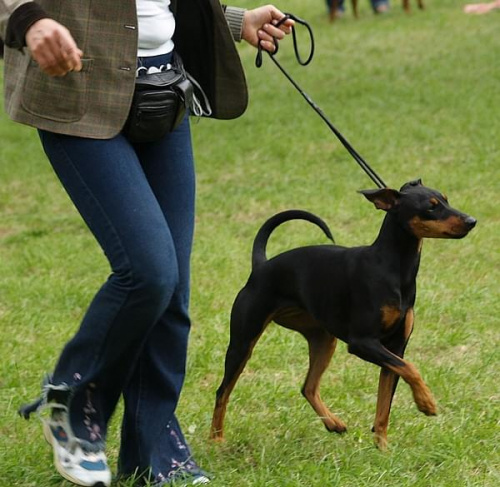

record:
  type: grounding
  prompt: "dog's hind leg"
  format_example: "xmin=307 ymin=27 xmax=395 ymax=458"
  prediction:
xmin=210 ymin=288 xmax=274 ymax=441
xmin=301 ymin=330 xmax=347 ymax=433
xmin=273 ymin=308 xmax=347 ymax=433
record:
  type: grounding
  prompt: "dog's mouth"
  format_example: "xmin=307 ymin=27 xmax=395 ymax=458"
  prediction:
xmin=444 ymin=231 xmax=470 ymax=239
xmin=410 ymin=217 xmax=476 ymax=240
xmin=444 ymin=217 xmax=477 ymax=239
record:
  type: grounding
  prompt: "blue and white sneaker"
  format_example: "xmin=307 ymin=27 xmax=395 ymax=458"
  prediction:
xmin=20 ymin=380 xmax=111 ymax=487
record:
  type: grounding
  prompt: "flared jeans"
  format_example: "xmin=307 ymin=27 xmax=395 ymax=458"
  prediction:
xmin=39 ymin=84 xmax=196 ymax=478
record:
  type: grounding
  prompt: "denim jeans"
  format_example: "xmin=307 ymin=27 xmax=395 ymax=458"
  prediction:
xmin=326 ymin=0 xmax=389 ymax=11
xmin=38 ymin=52 xmax=198 ymax=478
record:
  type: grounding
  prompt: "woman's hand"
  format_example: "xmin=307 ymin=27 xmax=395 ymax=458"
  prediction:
xmin=26 ymin=18 xmax=83 ymax=77
xmin=242 ymin=5 xmax=294 ymax=52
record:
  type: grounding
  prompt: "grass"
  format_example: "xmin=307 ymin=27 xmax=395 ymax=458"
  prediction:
xmin=0 ymin=0 xmax=499 ymax=485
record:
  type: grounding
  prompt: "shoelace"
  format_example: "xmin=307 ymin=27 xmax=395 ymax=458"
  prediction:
xmin=38 ymin=383 xmax=104 ymax=454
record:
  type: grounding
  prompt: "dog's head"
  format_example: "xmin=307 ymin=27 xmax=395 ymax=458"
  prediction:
xmin=359 ymin=179 xmax=477 ymax=239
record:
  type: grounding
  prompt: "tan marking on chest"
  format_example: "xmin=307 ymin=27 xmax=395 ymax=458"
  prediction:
xmin=404 ymin=308 xmax=414 ymax=339
xmin=381 ymin=305 xmax=402 ymax=331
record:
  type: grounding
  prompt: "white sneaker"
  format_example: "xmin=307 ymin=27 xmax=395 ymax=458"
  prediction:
xmin=40 ymin=384 xmax=112 ymax=487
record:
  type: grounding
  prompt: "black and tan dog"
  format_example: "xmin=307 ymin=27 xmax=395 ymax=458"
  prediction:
xmin=210 ymin=180 xmax=476 ymax=450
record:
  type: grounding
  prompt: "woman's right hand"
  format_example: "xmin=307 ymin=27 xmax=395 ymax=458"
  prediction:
xmin=25 ymin=18 xmax=83 ymax=77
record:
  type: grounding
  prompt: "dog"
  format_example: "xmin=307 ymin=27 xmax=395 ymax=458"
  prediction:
xmin=210 ymin=179 xmax=476 ymax=450
xmin=328 ymin=0 xmax=425 ymax=22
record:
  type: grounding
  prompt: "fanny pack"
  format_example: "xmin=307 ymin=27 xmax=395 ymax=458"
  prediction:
xmin=123 ymin=53 xmax=210 ymax=143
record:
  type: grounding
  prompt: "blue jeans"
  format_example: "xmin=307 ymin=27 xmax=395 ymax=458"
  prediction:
xmin=39 ymin=52 xmax=198 ymax=479
xmin=326 ymin=0 xmax=389 ymax=11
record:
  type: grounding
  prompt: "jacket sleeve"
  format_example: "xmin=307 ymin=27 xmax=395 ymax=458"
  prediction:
xmin=223 ymin=6 xmax=245 ymax=42
xmin=0 ymin=0 xmax=33 ymax=39
xmin=2 ymin=1 xmax=48 ymax=49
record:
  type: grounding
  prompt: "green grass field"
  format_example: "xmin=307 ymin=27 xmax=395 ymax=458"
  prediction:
xmin=1 ymin=1 xmax=499 ymax=485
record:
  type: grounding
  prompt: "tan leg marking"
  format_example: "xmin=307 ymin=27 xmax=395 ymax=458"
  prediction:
xmin=273 ymin=308 xmax=346 ymax=433
xmin=385 ymin=358 xmax=437 ymax=416
xmin=373 ymin=308 xmax=417 ymax=449
xmin=373 ymin=368 xmax=397 ymax=451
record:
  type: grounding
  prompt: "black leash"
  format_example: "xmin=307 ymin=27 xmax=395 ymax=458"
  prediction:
xmin=256 ymin=13 xmax=387 ymax=189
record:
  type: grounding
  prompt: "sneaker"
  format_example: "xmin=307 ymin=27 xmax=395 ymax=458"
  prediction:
xmin=191 ymin=475 xmax=211 ymax=485
xmin=20 ymin=379 xmax=111 ymax=487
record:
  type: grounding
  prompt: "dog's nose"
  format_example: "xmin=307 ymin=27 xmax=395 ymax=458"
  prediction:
xmin=465 ymin=216 xmax=477 ymax=229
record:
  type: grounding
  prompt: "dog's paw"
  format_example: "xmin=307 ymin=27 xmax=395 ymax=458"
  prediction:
xmin=209 ymin=429 xmax=226 ymax=442
xmin=415 ymin=389 xmax=437 ymax=416
xmin=373 ymin=432 xmax=389 ymax=451
xmin=324 ymin=416 xmax=347 ymax=434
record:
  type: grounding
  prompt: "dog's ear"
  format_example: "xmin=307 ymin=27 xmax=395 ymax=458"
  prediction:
xmin=358 ymin=188 xmax=401 ymax=211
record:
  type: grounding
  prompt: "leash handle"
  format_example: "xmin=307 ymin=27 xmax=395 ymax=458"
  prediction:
xmin=255 ymin=13 xmax=387 ymax=189
xmin=255 ymin=13 xmax=314 ymax=68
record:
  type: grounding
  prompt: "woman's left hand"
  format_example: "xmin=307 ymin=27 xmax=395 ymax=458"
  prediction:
xmin=242 ymin=5 xmax=294 ymax=52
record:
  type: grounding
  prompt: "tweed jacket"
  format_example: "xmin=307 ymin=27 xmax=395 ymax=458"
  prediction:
xmin=0 ymin=0 xmax=248 ymax=138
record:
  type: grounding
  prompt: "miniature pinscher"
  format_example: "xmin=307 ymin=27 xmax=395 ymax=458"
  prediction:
xmin=210 ymin=180 xmax=476 ymax=450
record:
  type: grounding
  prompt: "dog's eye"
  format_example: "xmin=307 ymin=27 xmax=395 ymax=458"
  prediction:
xmin=427 ymin=198 xmax=440 ymax=213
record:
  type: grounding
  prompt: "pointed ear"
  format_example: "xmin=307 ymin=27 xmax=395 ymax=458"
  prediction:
xmin=358 ymin=188 xmax=401 ymax=211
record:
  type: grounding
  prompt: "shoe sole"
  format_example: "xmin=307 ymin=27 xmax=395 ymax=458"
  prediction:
xmin=43 ymin=423 xmax=110 ymax=487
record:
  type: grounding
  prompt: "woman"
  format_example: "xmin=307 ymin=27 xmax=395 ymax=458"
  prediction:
xmin=0 ymin=1 xmax=293 ymax=485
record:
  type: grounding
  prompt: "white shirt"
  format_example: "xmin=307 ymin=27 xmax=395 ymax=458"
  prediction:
xmin=136 ymin=0 xmax=176 ymax=56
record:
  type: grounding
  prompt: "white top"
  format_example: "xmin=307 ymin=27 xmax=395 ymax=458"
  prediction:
xmin=136 ymin=0 xmax=176 ymax=56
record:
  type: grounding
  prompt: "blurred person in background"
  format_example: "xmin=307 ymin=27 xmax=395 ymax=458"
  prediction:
xmin=326 ymin=0 xmax=390 ymax=18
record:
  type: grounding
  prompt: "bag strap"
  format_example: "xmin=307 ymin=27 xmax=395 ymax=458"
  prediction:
xmin=187 ymin=73 xmax=213 ymax=117
xmin=173 ymin=52 xmax=212 ymax=117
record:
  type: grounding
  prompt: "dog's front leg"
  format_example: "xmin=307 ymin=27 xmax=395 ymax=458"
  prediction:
xmin=373 ymin=308 xmax=416 ymax=449
xmin=384 ymin=358 xmax=437 ymax=416
xmin=373 ymin=368 xmax=399 ymax=451
xmin=348 ymin=337 xmax=437 ymax=417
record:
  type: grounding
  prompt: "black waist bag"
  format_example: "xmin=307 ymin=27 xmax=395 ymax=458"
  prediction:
xmin=124 ymin=54 xmax=194 ymax=143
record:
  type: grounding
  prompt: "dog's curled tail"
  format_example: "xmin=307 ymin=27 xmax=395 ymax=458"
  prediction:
xmin=252 ymin=210 xmax=334 ymax=269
